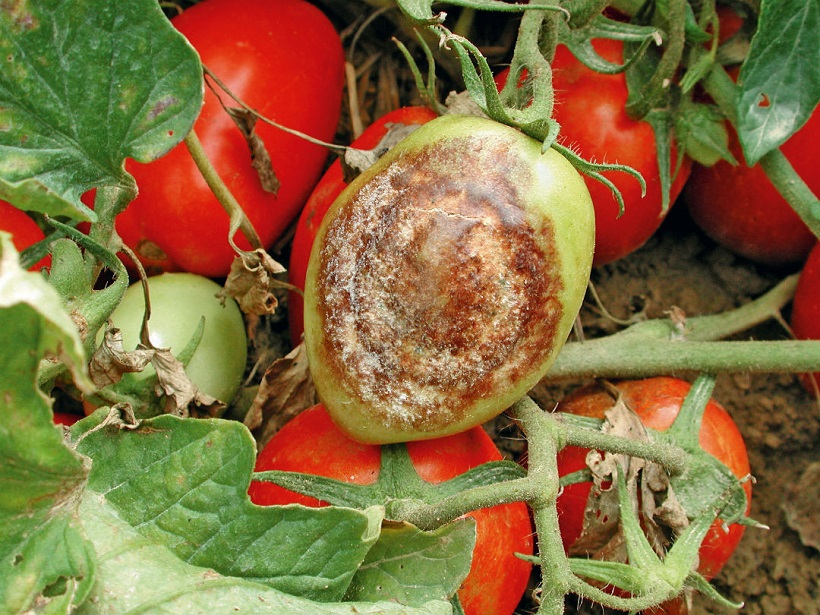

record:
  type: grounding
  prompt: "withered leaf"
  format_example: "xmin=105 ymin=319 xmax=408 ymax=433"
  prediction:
xmin=341 ymin=121 xmax=426 ymax=183
xmin=88 ymin=326 xmax=154 ymax=388
xmin=245 ymin=342 xmax=316 ymax=449
xmin=226 ymin=107 xmax=280 ymax=194
xmin=219 ymin=248 xmax=288 ymax=316
xmin=569 ymin=393 xmax=687 ymax=562
xmin=151 ymin=347 xmax=224 ymax=418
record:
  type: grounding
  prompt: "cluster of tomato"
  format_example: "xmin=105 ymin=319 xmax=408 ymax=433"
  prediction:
xmin=4 ymin=1 xmax=817 ymax=614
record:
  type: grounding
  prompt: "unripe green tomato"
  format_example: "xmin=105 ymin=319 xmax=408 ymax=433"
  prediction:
xmin=304 ymin=115 xmax=595 ymax=444
xmin=105 ymin=273 xmax=247 ymax=405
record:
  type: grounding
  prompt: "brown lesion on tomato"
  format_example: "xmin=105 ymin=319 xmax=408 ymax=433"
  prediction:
xmin=314 ymin=135 xmax=564 ymax=432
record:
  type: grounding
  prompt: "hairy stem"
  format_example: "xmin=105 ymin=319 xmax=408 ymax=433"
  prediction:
xmin=183 ymin=129 xmax=263 ymax=250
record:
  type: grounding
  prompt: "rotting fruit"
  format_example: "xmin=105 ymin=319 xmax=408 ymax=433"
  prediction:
xmin=287 ymin=105 xmax=439 ymax=345
xmin=302 ymin=114 xmax=595 ymax=444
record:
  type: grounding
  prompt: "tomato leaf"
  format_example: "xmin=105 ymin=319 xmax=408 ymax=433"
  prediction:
xmin=0 ymin=0 xmax=202 ymax=221
xmin=735 ymin=0 xmax=820 ymax=164
xmin=77 ymin=494 xmax=452 ymax=615
xmin=344 ymin=520 xmax=475 ymax=606
xmin=0 ymin=234 xmax=95 ymax=614
xmin=73 ymin=412 xmax=383 ymax=602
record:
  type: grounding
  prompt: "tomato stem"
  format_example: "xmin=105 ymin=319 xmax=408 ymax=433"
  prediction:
xmin=548 ymin=274 xmax=820 ymax=379
xmin=183 ymin=129 xmax=264 ymax=250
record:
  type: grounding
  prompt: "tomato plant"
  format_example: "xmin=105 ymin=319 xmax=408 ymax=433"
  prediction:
xmin=117 ymin=0 xmax=345 ymax=277
xmin=548 ymin=39 xmax=692 ymax=266
xmin=0 ymin=199 xmax=51 ymax=271
xmin=98 ymin=272 xmax=247 ymax=410
xmin=249 ymin=403 xmax=534 ymax=615
xmin=555 ymin=377 xmax=751 ymax=582
xmin=303 ymin=114 xmax=595 ymax=444
xmin=288 ymin=105 xmax=438 ymax=345
xmin=790 ymin=241 xmax=820 ymax=394
xmin=683 ymin=108 xmax=818 ymax=266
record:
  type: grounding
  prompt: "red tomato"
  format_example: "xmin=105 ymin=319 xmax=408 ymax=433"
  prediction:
xmin=790 ymin=241 xmax=820 ymax=395
xmin=555 ymin=377 xmax=751 ymax=583
xmin=287 ymin=106 xmax=438 ymax=344
xmin=0 ymin=199 xmax=51 ymax=270
xmin=684 ymin=107 xmax=818 ymax=266
xmin=249 ymin=404 xmax=533 ymax=615
xmin=118 ymin=0 xmax=345 ymax=277
xmin=548 ymin=39 xmax=691 ymax=266
xmin=53 ymin=412 xmax=82 ymax=426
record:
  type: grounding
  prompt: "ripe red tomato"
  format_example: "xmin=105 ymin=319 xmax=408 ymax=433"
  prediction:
xmin=53 ymin=411 xmax=82 ymax=426
xmin=118 ymin=0 xmax=345 ymax=277
xmin=555 ymin=377 xmax=751 ymax=582
xmin=287 ymin=106 xmax=438 ymax=344
xmin=683 ymin=107 xmax=818 ymax=266
xmin=0 ymin=199 xmax=51 ymax=270
xmin=790 ymin=241 xmax=820 ymax=394
xmin=249 ymin=404 xmax=534 ymax=615
xmin=548 ymin=39 xmax=692 ymax=266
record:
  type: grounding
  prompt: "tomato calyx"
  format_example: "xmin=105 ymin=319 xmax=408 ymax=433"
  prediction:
xmin=253 ymin=442 xmax=527 ymax=524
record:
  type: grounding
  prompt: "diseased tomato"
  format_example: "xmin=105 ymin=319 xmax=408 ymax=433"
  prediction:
xmin=548 ymin=39 xmax=691 ymax=266
xmin=303 ymin=114 xmax=595 ymax=444
xmin=287 ymin=106 xmax=439 ymax=345
xmin=98 ymin=273 xmax=247 ymax=410
xmin=118 ymin=0 xmax=345 ymax=277
xmin=0 ymin=199 xmax=51 ymax=271
xmin=790 ymin=241 xmax=820 ymax=395
xmin=555 ymin=378 xmax=751 ymax=584
xmin=683 ymin=106 xmax=818 ymax=266
xmin=249 ymin=403 xmax=534 ymax=615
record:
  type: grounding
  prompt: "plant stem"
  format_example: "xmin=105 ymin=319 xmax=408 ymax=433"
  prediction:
xmin=550 ymin=339 xmax=820 ymax=380
xmin=547 ymin=273 xmax=820 ymax=380
xmin=183 ymin=129 xmax=263 ymax=250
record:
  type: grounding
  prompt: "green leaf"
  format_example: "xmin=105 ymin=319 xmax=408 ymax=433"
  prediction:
xmin=0 ymin=0 xmax=203 ymax=221
xmin=74 ymin=413 xmax=383 ymax=602
xmin=344 ymin=520 xmax=475 ymax=606
xmin=736 ymin=0 xmax=820 ymax=164
xmin=75 ymin=494 xmax=452 ymax=615
xmin=675 ymin=101 xmax=737 ymax=166
xmin=0 ymin=233 xmax=95 ymax=614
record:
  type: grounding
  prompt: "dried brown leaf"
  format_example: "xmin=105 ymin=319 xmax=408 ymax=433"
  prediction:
xmin=226 ymin=107 xmax=280 ymax=194
xmin=569 ymin=393 xmax=687 ymax=561
xmin=88 ymin=326 xmax=154 ymax=388
xmin=245 ymin=342 xmax=316 ymax=449
xmin=219 ymin=249 xmax=288 ymax=316
xmin=150 ymin=347 xmax=224 ymax=418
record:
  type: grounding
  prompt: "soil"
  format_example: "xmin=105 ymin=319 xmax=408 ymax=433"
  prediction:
xmin=498 ymin=203 xmax=820 ymax=615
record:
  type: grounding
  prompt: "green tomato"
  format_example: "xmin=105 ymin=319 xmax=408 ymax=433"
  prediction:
xmin=105 ymin=273 xmax=247 ymax=407
xmin=303 ymin=114 xmax=595 ymax=444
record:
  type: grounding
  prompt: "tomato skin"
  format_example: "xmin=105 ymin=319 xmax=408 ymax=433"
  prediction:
xmin=53 ymin=412 xmax=82 ymax=426
xmin=119 ymin=0 xmax=345 ymax=277
xmin=555 ymin=377 xmax=751 ymax=582
xmin=684 ymin=108 xmax=818 ymax=266
xmin=790 ymin=241 xmax=820 ymax=394
xmin=102 ymin=273 xmax=247 ymax=407
xmin=287 ymin=106 xmax=439 ymax=345
xmin=249 ymin=404 xmax=534 ymax=615
xmin=549 ymin=39 xmax=692 ymax=266
xmin=0 ymin=199 xmax=51 ymax=270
